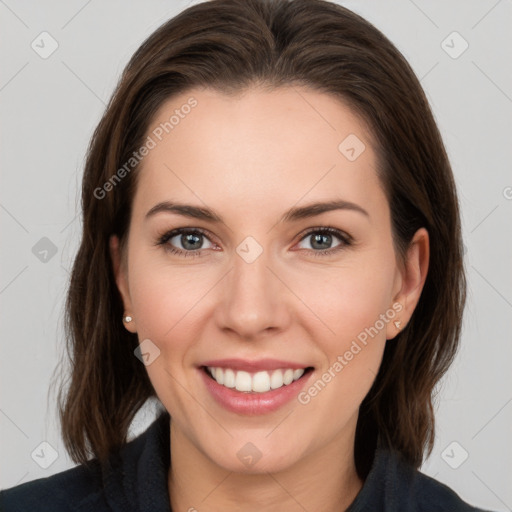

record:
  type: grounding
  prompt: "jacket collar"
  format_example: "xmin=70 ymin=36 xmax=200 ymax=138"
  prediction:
xmin=102 ymin=410 xmax=172 ymax=512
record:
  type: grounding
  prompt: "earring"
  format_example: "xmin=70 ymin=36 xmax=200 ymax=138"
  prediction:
xmin=394 ymin=320 xmax=402 ymax=330
xmin=124 ymin=315 xmax=133 ymax=323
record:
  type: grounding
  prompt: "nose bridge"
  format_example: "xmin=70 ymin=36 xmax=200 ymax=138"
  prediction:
xmin=216 ymin=238 xmax=287 ymax=337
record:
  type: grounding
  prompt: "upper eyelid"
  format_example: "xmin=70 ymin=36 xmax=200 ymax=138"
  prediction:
xmin=301 ymin=226 xmax=352 ymax=240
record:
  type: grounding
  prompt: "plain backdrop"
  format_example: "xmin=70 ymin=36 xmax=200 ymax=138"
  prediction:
xmin=1 ymin=1 xmax=511 ymax=510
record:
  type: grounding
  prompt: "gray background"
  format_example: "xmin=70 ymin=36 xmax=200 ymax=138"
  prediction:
xmin=1 ymin=1 xmax=511 ymax=510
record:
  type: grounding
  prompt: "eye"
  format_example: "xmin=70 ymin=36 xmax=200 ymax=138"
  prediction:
xmin=295 ymin=227 xmax=352 ymax=256
xmin=157 ymin=227 xmax=215 ymax=257
xmin=156 ymin=226 xmax=353 ymax=258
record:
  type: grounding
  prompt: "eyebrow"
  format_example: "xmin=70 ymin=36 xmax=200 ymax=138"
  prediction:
xmin=145 ymin=199 xmax=369 ymax=224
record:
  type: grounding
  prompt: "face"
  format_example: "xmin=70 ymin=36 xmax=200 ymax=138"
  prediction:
xmin=111 ymin=86 xmax=428 ymax=474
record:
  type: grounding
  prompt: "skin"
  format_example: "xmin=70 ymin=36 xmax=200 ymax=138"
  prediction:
xmin=110 ymin=86 xmax=429 ymax=512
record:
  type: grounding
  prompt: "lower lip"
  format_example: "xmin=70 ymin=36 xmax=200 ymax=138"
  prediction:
xmin=199 ymin=367 xmax=314 ymax=415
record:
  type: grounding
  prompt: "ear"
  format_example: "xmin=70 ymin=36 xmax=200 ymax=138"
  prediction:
xmin=386 ymin=227 xmax=429 ymax=340
xmin=109 ymin=234 xmax=137 ymax=333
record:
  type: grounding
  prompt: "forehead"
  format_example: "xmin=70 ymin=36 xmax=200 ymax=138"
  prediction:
xmin=132 ymin=86 xmax=385 ymax=222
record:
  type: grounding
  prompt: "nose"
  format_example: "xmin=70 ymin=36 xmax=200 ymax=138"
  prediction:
xmin=214 ymin=244 xmax=291 ymax=340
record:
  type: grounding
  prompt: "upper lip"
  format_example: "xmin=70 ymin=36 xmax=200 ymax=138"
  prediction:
xmin=201 ymin=358 xmax=312 ymax=372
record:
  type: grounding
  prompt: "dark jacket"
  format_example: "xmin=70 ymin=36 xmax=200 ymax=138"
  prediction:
xmin=0 ymin=411 xmax=494 ymax=511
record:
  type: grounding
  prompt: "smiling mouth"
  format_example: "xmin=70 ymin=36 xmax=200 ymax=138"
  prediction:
xmin=202 ymin=365 xmax=314 ymax=393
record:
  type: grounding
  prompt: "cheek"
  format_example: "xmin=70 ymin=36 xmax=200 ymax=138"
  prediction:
xmin=292 ymin=255 xmax=396 ymax=347
xmin=290 ymin=251 xmax=396 ymax=403
xmin=127 ymin=259 xmax=211 ymax=404
xmin=127 ymin=253 xmax=221 ymax=370
xmin=129 ymin=242 xmax=396 ymax=350
xmin=294 ymin=264 xmax=394 ymax=429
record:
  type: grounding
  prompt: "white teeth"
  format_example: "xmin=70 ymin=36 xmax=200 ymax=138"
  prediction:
xmin=235 ymin=371 xmax=252 ymax=392
xmin=214 ymin=367 xmax=224 ymax=385
xmin=283 ymin=369 xmax=294 ymax=385
xmin=252 ymin=371 xmax=271 ymax=393
xmin=223 ymin=368 xmax=235 ymax=388
xmin=293 ymin=368 xmax=305 ymax=380
xmin=206 ymin=366 xmax=306 ymax=393
xmin=270 ymin=369 xmax=284 ymax=390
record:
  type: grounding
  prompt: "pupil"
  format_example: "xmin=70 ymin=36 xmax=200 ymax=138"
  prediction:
xmin=311 ymin=233 xmax=331 ymax=250
xmin=182 ymin=233 xmax=201 ymax=250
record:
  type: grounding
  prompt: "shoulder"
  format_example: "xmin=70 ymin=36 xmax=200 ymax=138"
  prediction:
xmin=390 ymin=449 xmax=494 ymax=512
xmin=350 ymin=446 xmax=495 ymax=512
xmin=0 ymin=410 xmax=171 ymax=512
xmin=0 ymin=460 xmax=107 ymax=512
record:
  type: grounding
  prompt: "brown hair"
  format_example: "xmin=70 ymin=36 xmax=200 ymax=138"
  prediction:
xmin=58 ymin=0 xmax=466 ymax=477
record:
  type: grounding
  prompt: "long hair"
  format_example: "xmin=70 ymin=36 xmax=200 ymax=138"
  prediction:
xmin=58 ymin=0 xmax=466 ymax=478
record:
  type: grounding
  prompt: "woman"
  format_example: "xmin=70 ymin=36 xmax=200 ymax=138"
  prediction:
xmin=0 ymin=0 xmax=494 ymax=510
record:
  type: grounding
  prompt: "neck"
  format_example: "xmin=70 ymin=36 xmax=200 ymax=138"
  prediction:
xmin=168 ymin=418 xmax=364 ymax=512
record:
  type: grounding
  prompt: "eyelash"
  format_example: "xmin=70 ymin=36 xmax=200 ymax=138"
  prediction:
xmin=155 ymin=226 xmax=353 ymax=258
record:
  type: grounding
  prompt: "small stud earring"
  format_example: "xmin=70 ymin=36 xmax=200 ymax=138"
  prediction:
xmin=394 ymin=320 xmax=402 ymax=331
xmin=124 ymin=315 xmax=133 ymax=323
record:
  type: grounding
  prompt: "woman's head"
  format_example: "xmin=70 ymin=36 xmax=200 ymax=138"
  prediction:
xmin=59 ymin=0 xmax=465 ymax=479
